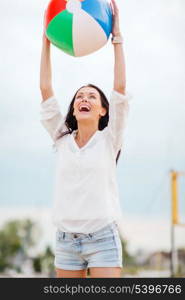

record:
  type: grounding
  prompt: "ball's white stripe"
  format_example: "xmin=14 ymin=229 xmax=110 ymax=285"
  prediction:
xmin=66 ymin=0 xmax=81 ymax=14
xmin=73 ymin=9 xmax=107 ymax=57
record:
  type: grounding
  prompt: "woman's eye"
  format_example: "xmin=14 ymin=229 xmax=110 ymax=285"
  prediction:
xmin=76 ymin=95 xmax=95 ymax=99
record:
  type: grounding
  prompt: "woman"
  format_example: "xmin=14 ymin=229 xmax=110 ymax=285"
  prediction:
xmin=40 ymin=0 xmax=131 ymax=278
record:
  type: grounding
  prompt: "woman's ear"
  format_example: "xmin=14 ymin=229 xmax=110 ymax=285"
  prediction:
xmin=100 ymin=107 xmax=107 ymax=117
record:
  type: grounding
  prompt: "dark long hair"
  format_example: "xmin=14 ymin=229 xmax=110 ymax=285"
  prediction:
xmin=57 ymin=84 xmax=121 ymax=164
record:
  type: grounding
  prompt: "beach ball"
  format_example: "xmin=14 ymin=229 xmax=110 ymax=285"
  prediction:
xmin=45 ymin=0 xmax=112 ymax=57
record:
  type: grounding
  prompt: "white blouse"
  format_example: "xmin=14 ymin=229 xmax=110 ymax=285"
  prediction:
xmin=40 ymin=90 xmax=131 ymax=233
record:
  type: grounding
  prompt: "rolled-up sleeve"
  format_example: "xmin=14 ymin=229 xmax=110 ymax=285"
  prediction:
xmin=40 ymin=96 xmax=68 ymax=141
xmin=107 ymin=90 xmax=132 ymax=155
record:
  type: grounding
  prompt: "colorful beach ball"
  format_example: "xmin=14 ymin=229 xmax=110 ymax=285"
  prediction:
xmin=45 ymin=0 xmax=112 ymax=57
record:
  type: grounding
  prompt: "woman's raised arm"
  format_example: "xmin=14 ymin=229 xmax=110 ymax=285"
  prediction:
xmin=40 ymin=28 xmax=54 ymax=101
xmin=111 ymin=0 xmax=126 ymax=95
xmin=39 ymin=17 xmax=67 ymax=141
xmin=106 ymin=1 xmax=131 ymax=157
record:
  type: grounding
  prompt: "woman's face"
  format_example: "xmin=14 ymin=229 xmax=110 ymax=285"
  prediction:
xmin=73 ymin=87 xmax=106 ymax=123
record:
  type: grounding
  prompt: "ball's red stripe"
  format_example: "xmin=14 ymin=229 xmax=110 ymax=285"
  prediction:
xmin=45 ymin=0 xmax=67 ymax=28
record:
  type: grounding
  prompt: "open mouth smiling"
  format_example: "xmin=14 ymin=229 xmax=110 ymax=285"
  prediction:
xmin=78 ymin=104 xmax=91 ymax=112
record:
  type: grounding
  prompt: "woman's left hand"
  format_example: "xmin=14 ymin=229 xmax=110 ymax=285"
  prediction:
xmin=110 ymin=0 xmax=121 ymax=36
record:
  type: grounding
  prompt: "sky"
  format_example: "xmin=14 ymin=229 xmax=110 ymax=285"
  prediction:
xmin=0 ymin=0 xmax=185 ymax=253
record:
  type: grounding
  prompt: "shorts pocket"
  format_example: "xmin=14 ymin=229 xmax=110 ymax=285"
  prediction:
xmin=93 ymin=230 xmax=114 ymax=243
xmin=95 ymin=236 xmax=114 ymax=243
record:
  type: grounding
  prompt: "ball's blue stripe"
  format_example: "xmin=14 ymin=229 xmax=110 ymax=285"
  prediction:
xmin=81 ymin=0 xmax=112 ymax=39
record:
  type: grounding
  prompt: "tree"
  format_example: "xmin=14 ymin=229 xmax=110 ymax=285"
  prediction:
xmin=0 ymin=219 xmax=40 ymax=273
xmin=40 ymin=246 xmax=55 ymax=276
xmin=121 ymin=238 xmax=136 ymax=266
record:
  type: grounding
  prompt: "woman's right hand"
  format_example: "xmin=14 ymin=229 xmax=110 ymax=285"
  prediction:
xmin=111 ymin=0 xmax=122 ymax=37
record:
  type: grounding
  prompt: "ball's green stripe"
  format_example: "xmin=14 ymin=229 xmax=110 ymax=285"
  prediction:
xmin=46 ymin=10 xmax=74 ymax=56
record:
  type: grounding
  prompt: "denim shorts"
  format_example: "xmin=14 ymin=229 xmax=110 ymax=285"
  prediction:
xmin=54 ymin=221 xmax=123 ymax=270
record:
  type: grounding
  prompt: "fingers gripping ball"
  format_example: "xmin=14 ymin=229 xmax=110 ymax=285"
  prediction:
xmin=45 ymin=0 xmax=113 ymax=57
